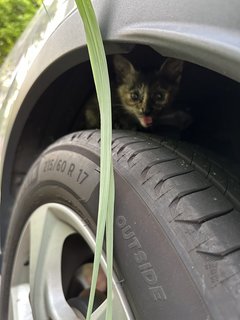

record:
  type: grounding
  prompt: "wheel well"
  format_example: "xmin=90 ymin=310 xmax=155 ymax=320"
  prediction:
xmin=10 ymin=44 xmax=240 ymax=197
xmin=11 ymin=60 xmax=95 ymax=194
xmin=12 ymin=43 xmax=240 ymax=189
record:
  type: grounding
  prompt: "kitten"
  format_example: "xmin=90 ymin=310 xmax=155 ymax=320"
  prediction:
xmin=81 ymin=55 xmax=185 ymax=130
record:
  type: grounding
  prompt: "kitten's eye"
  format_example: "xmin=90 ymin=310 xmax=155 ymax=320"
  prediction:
xmin=130 ymin=92 xmax=140 ymax=101
xmin=155 ymin=92 xmax=164 ymax=101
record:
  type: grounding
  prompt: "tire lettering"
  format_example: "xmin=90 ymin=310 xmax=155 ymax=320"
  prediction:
xmin=150 ymin=286 xmax=167 ymax=301
xmin=139 ymin=262 xmax=152 ymax=272
xmin=68 ymin=163 xmax=75 ymax=177
xmin=43 ymin=159 xmax=55 ymax=172
xmin=141 ymin=269 xmax=158 ymax=286
xmin=56 ymin=159 xmax=67 ymax=173
xmin=40 ymin=151 xmax=98 ymax=202
xmin=122 ymin=225 xmax=135 ymax=240
xmin=134 ymin=250 xmax=147 ymax=263
xmin=128 ymin=237 xmax=141 ymax=250
xmin=42 ymin=159 xmax=89 ymax=185
xmin=116 ymin=216 xmax=127 ymax=228
xmin=117 ymin=215 xmax=167 ymax=302
xmin=77 ymin=169 xmax=89 ymax=184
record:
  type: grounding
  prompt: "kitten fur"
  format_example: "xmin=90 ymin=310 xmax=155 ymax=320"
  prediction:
xmin=81 ymin=55 xmax=184 ymax=130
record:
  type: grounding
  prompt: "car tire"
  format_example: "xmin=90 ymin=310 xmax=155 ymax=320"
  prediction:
xmin=1 ymin=129 xmax=240 ymax=320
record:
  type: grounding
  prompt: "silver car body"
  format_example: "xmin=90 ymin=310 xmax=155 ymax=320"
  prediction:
xmin=0 ymin=0 xmax=240 ymax=256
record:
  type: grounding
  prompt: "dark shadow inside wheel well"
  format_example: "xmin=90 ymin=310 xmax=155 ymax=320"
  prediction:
xmin=12 ymin=45 xmax=240 ymax=190
xmin=1 ymin=43 xmax=240 ymax=257
xmin=11 ymin=60 xmax=95 ymax=194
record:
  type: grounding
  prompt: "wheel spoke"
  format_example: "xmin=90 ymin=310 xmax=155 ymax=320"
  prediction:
xmin=91 ymin=285 xmax=131 ymax=320
xmin=91 ymin=300 xmax=107 ymax=320
xmin=10 ymin=284 xmax=32 ymax=320
xmin=29 ymin=205 xmax=78 ymax=319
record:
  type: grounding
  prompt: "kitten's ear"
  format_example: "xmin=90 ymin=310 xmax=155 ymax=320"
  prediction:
xmin=113 ymin=55 xmax=137 ymax=83
xmin=159 ymin=58 xmax=184 ymax=83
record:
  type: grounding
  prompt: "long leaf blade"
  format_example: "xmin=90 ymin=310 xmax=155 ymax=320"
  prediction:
xmin=74 ymin=1 xmax=115 ymax=319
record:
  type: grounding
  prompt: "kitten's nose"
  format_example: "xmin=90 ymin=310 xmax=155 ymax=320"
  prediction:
xmin=144 ymin=109 xmax=151 ymax=116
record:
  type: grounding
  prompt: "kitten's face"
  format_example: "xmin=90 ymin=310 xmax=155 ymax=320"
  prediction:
xmin=113 ymin=55 xmax=183 ymax=128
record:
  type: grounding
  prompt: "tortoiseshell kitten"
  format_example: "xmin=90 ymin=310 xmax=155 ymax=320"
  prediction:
xmin=81 ymin=55 xmax=186 ymax=130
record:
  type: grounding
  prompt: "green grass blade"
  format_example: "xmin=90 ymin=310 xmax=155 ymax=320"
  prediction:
xmin=74 ymin=0 xmax=115 ymax=319
xmin=106 ymin=168 xmax=115 ymax=318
